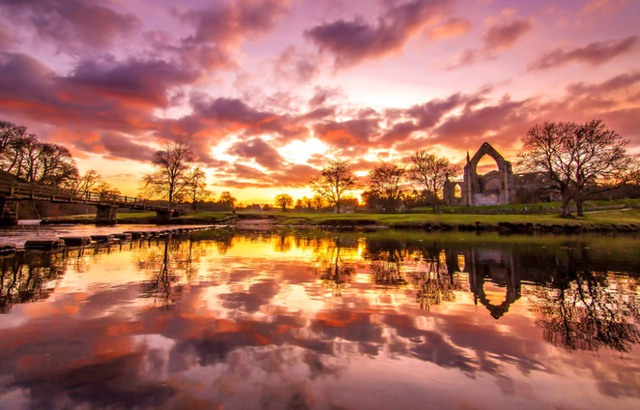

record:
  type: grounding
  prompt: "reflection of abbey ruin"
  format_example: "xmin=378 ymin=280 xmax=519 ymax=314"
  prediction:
xmin=444 ymin=142 xmax=549 ymax=206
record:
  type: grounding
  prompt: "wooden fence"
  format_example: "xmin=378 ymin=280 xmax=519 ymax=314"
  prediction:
xmin=0 ymin=179 xmax=185 ymax=212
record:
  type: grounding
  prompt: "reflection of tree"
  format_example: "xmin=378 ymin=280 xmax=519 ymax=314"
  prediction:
xmin=274 ymin=233 xmax=293 ymax=253
xmin=314 ymin=237 xmax=355 ymax=296
xmin=0 ymin=251 xmax=64 ymax=313
xmin=414 ymin=250 xmax=464 ymax=311
xmin=138 ymin=237 xmax=203 ymax=309
xmin=531 ymin=271 xmax=640 ymax=353
xmin=369 ymin=245 xmax=408 ymax=288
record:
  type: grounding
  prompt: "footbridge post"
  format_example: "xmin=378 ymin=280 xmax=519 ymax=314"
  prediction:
xmin=96 ymin=205 xmax=118 ymax=225
xmin=0 ymin=198 xmax=19 ymax=226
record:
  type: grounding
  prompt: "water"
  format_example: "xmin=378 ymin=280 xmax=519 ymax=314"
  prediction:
xmin=1 ymin=230 xmax=639 ymax=409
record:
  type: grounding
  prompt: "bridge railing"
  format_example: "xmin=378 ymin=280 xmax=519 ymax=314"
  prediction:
xmin=0 ymin=179 xmax=187 ymax=211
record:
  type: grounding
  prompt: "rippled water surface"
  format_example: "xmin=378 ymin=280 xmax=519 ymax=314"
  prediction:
xmin=1 ymin=230 xmax=639 ymax=409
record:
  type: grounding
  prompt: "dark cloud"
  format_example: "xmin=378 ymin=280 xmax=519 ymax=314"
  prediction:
xmin=69 ymin=57 xmax=197 ymax=107
xmin=229 ymin=137 xmax=285 ymax=170
xmin=483 ymin=17 xmax=533 ymax=53
xmin=529 ymin=36 xmax=638 ymax=71
xmin=100 ymin=132 xmax=156 ymax=162
xmin=190 ymin=97 xmax=305 ymax=139
xmin=0 ymin=0 xmax=140 ymax=51
xmin=305 ymin=0 xmax=450 ymax=66
xmin=385 ymin=94 xmax=464 ymax=138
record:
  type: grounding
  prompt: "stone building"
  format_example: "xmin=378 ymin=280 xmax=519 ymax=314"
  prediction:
xmin=443 ymin=142 xmax=550 ymax=206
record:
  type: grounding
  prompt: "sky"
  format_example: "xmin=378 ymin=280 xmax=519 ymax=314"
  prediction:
xmin=0 ymin=0 xmax=639 ymax=204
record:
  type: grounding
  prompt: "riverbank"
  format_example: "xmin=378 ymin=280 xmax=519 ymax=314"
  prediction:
xmin=41 ymin=208 xmax=640 ymax=233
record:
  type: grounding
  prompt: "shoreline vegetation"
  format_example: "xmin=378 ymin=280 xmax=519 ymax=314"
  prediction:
xmin=41 ymin=199 xmax=640 ymax=234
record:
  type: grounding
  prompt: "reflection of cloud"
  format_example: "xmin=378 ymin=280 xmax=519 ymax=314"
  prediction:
xmin=2 ymin=233 xmax=640 ymax=409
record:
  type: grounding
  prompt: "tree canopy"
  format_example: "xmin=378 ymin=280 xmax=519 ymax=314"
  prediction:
xmin=142 ymin=141 xmax=193 ymax=207
xmin=311 ymin=159 xmax=358 ymax=214
xmin=521 ymin=119 xmax=632 ymax=216
xmin=274 ymin=193 xmax=294 ymax=211
xmin=408 ymin=150 xmax=460 ymax=212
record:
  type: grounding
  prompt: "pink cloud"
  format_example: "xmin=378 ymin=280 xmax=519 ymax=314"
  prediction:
xmin=529 ymin=36 xmax=638 ymax=71
xmin=483 ymin=17 xmax=534 ymax=53
xmin=427 ymin=18 xmax=471 ymax=40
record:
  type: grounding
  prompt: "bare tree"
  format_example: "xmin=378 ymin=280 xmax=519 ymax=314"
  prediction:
xmin=186 ymin=167 xmax=210 ymax=210
xmin=368 ymin=162 xmax=406 ymax=212
xmin=0 ymin=120 xmax=26 ymax=157
xmin=409 ymin=150 xmax=460 ymax=212
xmin=311 ymin=159 xmax=358 ymax=214
xmin=274 ymin=193 xmax=293 ymax=211
xmin=142 ymin=142 xmax=193 ymax=208
xmin=521 ymin=119 xmax=632 ymax=217
xmin=74 ymin=169 xmax=101 ymax=197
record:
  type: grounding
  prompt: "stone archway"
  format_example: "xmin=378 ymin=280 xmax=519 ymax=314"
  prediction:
xmin=462 ymin=142 xmax=515 ymax=206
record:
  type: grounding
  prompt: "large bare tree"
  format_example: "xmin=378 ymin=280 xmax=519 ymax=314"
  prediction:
xmin=311 ymin=159 xmax=358 ymax=214
xmin=142 ymin=142 xmax=193 ymax=207
xmin=408 ymin=150 xmax=460 ymax=212
xmin=521 ymin=119 xmax=631 ymax=216
xmin=367 ymin=162 xmax=406 ymax=212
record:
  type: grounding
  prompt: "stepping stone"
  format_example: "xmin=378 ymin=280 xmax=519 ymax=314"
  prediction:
xmin=112 ymin=233 xmax=133 ymax=241
xmin=25 ymin=239 xmax=65 ymax=250
xmin=0 ymin=244 xmax=16 ymax=255
xmin=123 ymin=231 xmax=144 ymax=239
xmin=90 ymin=235 xmax=113 ymax=243
xmin=60 ymin=236 xmax=92 ymax=246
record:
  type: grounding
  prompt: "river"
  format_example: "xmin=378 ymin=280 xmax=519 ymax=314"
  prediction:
xmin=1 ymin=230 xmax=638 ymax=409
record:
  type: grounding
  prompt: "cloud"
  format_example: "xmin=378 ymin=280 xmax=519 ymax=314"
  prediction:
xmin=566 ymin=71 xmax=640 ymax=96
xmin=445 ymin=13 xmax=533 ymax=70
xmin=69 ymin=57 xmax=197 ymax=107
xmin=529 ymin=36 xmax=638 ymax=71
xmin=0 ymin=0 xmax=140 ymax=51
xmin=483 ymin=17 xmax=534 ymax=53
xmin=380 ymin=93 xmax=466 ymax=143
xmin=314 ymin=118 xmax=380 ymax=149
xmin=427 ymin=18 xmax=471 ymax=40
xmin=228 ymin=137 xmax=285 ymax=170
xmin=273 ymin=46 xmax=319 ymax=83
xmin=188 ymin=97 xmax=305 ymax=139
xmin=581 ymin=0 xmax=628 ymax=15
xmin=0 ymin=21 xmax=13 ymax=48
xmin=434 ymin=98 xmax=530 ymax=145
xmin=305 ymin=0 xmax=450 ymax=66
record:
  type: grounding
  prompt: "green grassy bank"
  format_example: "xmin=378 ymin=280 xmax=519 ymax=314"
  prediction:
xmin=43 ymin=202 xmax=640 ymax=233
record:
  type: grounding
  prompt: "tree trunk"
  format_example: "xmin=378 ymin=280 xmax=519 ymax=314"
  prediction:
xmin=561 ymin=191 xmax=572 ymax=217
xmin=575 ymin=197 xmax=584 ymax=217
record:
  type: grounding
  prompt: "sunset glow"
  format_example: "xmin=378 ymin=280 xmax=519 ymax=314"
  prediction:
xmin=0 ymin=0 xmax=638 ymax=203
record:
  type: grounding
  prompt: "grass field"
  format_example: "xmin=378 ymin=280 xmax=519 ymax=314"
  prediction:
xmin=45 ymin=199 xmax=640 ymax=231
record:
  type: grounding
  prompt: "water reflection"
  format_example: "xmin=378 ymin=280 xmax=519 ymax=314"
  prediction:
xmin=0 ymin=251 xmax=64 ymax=313
xmin=0 ymin=231 xmax=639 ymax=409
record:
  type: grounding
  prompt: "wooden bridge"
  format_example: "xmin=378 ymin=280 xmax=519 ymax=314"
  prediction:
xmin=0 ymin=176 xmax=185 ymax=225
